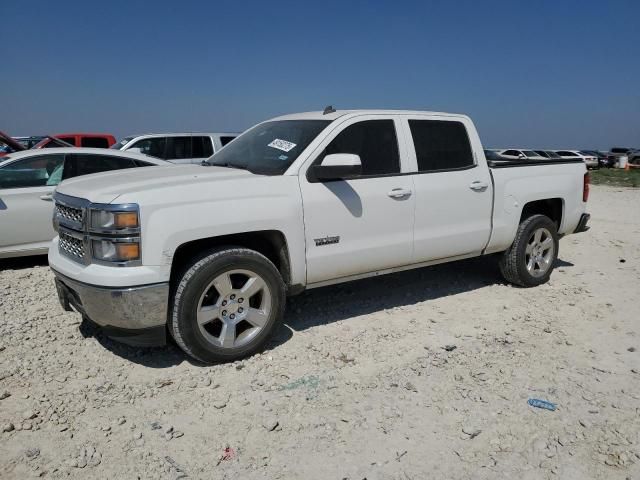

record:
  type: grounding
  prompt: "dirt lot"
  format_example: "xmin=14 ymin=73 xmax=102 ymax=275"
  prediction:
xmin=1 ymin=185 xmax=638 ymax=479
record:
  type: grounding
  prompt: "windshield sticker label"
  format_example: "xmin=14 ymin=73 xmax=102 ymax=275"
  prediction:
xmin=278 ymin=154 xmax=288 ymax=161
xmin=268 ymin=139 xmax=297 ymax=152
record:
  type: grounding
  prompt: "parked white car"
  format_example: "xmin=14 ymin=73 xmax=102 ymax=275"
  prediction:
xmin=112 ymin=133 xmax=238 ymax=164
xmin=50 ymin=109 xmax=590 ymax=363
xmin=0 ymin=148 xmax=171 ymax=258
xmin=495 ymin=149 xmax=547 ymax=160
xmin=555 ymin=150 xmax=599 ymax=169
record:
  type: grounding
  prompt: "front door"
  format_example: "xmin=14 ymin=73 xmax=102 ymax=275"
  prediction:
xmin=0 ymin=154 xmax=64 ymax=255
xmin=300 ymin=117 xmax=415 ymax=284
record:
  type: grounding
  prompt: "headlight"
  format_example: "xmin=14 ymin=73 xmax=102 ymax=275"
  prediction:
xmin=92 ymin=239 xmax=140 ymax=263
xmin=90 ymin=209 xmax=139 ymax=232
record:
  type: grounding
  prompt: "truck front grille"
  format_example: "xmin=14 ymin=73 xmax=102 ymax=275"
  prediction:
xmin=56 ymin=204 xmax=83 ymax=224
xmin=59 ymin=231 xmax=85 ymax=262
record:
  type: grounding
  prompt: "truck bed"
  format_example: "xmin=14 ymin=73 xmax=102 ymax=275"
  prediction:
xmin=485 ymin=159 xmax=587 ymax=255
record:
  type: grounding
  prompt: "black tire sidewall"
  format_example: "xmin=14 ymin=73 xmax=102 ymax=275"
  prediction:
xmin=174 ymin=250 xmax=285 ymax=363
xmin=515 ymin=216 xmax=559 ymax=287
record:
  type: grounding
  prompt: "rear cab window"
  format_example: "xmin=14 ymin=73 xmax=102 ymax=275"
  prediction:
xmin=408 ymin=120 xmax=474 ymax=172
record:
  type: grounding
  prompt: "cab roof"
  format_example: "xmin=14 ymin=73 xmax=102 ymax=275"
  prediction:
xmin=270 ymin=109 xmax=469 ymax=122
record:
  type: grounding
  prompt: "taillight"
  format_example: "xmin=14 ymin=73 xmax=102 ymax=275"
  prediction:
xmin=583 ymin=172 xmax=590 ymax=202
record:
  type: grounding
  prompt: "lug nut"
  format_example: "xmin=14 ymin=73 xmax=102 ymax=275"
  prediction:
xmin=222 ymin=300 xmax=227 ymax=306
xmin=222 ymin=310 xmax=227 ymax=316
xmin=230 ymin=314 xmax=236 ymax=320
xmin=238 ymin=307 xmax=243 ymax=313
xmin=230 ymin=294 xmax=236 ymax=300
xmin=238 ymin=298 xmax=244 ymax=303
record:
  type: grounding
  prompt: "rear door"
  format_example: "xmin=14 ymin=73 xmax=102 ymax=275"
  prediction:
xmin=299 ymin=116 xmax=415 ymax=284
xmin=401 ymin=116 xmax=493 ymax=262
xmin=0 ymin=154 xmax=64 ymax=254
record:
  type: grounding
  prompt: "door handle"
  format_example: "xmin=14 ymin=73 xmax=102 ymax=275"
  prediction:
xmin=387 ymin=188 xmax=412 ymax=199
xmin=469 ymin=181 xmax=489 ymax=192
xmin=40 ymin=193 xmax=53 ymax=201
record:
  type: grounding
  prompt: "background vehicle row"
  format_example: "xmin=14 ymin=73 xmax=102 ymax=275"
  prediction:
xmin=0 ymin=148 xmax=171 ymax=258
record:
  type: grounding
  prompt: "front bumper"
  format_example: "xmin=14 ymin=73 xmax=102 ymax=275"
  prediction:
xmin=574 ymin=213 xmax=590 ymax=233
xmin=52 ymin=269 xmax=169 ymax=347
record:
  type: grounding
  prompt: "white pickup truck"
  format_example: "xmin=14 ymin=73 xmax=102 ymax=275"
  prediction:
xmin=49 ymin=109 xmax=591 ymax=363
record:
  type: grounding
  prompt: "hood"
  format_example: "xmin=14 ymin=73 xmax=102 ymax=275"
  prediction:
xmin=56 ymin=165 xmax=256 ymax=204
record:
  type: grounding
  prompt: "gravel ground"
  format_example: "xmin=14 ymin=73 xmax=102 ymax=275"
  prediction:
xmin=1 ymin=185 xmax=639 ymax=479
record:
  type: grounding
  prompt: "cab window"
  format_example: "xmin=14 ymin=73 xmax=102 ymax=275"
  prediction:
xmin=319 ymin=120 xmax=400 ymax=176
xmin=409 ymin=120 xmax=474 ymax=172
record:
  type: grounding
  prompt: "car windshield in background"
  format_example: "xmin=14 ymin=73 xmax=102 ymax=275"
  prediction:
xmin=208 ymin=120 xmax=332 ymax=175
xmin=484 ymin=150 xmax=504 ymax=160
xmin=611 ymin=148 xmax=630 ymax=153
xmin=523 ymin=151 xmax=539 ymax=158
xmin=538 ymin=150 xmax=562 ymax=158
xmin=110 ymin=136 xmax=135 ymax=149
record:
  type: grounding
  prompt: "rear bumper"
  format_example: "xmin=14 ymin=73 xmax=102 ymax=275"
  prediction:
xmin=52 ymin=269 xmax=168 ymax=347
xmin=574 ymin=213 xmax=590 ymax=233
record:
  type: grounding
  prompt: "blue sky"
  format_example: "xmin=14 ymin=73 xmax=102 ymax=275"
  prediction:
xmin=1 ymin=0 xmax=638 ymax=149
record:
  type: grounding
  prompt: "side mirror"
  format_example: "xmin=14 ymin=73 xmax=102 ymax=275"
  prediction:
xmin=311 ymin=154 xmax=362 ymax=181
xmin=518 ymin=153 xmax=526 ymax=160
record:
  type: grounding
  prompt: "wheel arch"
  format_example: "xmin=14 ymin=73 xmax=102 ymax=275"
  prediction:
xmin=169 ymin=230 xmax=293 ymax=291
xmin=519 ymin=198 xmax=563 ymax=230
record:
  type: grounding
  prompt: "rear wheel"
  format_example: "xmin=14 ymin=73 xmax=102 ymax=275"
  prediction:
xmin=499 ymin=214 xmax=559 ymax=287
xmin=170 ymin=247 xmax=286 ymax=363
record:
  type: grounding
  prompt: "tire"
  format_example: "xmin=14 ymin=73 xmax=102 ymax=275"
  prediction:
xmin=170 ymin=247 xmax=286 ymax=363
xmin=499 ymin=214 xmax=559 ymax=287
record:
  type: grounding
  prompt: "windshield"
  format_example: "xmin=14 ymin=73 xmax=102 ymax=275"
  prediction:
xmin=208 ymin=120 xmax=332 ymax=175
xmin=110 ymin=136 xmax=135 ymax=150
xmin=611 ymin=148 xmax=629 ymax=154
xmin=523 ymin=150 xmax=540 ymax=158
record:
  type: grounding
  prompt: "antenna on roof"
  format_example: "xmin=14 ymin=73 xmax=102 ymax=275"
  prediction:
xmin=323 ymin=105 xmax=336 ymax=115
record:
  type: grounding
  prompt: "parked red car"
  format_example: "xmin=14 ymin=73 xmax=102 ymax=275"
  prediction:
xmin=34 ymin=133 xmax=116 ymax=149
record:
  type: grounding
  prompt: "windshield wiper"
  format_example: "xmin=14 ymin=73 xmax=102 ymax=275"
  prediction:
xmin=203 ymin=161 xmax=251 ymax=172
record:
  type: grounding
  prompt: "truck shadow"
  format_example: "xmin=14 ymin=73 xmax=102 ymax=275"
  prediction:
xmin=271 ymin=255 xmax=574 ymax=348
xmin=276 ymin=256 xmax=503 ymax=341
xmin=82 ymin=255 xmax=573 ymax=367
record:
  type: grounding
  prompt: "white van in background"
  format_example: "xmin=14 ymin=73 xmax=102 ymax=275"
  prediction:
xmin=112 ymin=133 xmax=238 ymax=164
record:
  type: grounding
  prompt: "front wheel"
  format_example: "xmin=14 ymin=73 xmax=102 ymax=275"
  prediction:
xmin=170 ymin=247 xmax=286 ymax=363
xmin=499 ymin=214 xmax=559 ymax=287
